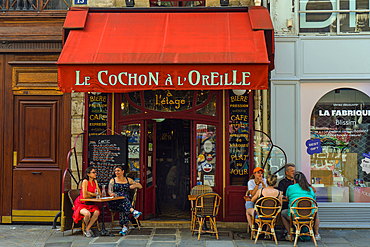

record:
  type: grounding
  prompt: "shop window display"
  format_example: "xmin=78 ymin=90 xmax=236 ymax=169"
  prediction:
xmin=310 ymin=88 xmax=370 ymax=203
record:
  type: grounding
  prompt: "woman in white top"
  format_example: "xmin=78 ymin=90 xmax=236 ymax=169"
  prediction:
xmin=245 ymin=167 xmax=267 ymax=212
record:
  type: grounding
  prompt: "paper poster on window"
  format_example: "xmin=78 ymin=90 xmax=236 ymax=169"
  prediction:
xmin=204 ymin=175 xmax=215 ymax=187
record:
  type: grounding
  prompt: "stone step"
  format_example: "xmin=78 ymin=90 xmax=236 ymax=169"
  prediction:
xmin=139 ymin=220 xmax=248 ymax=229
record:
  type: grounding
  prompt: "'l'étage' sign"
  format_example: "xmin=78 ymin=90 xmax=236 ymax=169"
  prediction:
xmin=58 ymin=64 xmax=268 ymax=93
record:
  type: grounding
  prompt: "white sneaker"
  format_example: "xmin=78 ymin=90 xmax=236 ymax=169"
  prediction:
xmin=315 ymin=234 xmax=321 ymax=241
xmin=85 ymin=230 xmax=92 ymax=237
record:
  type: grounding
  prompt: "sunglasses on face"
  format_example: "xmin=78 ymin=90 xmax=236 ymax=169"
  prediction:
xmin=90 ymin=171 xmax=96 ymax=174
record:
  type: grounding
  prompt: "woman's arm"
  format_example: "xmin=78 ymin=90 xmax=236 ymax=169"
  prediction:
xmin=278 ymin=191 xmax=283 ymax=205
xmin=249 ymin=179 xmax=261 ymax=196
xmin=128 ymin=177 xmax=143 ymax=189
xmin=251 ymin=188 xmax=261 ymax=203
xmin=108 ymin=178 xmax=115 ymax=196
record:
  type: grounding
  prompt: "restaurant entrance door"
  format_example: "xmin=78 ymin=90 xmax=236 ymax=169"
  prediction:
xmin=143 ymin=119 xmax=191 ymax=219
xmin=155 ymin=119 xmax=191 ymax=219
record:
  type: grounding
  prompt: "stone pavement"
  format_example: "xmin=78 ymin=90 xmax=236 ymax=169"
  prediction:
xmin=1 ymin=224 xmax=370 ymax=247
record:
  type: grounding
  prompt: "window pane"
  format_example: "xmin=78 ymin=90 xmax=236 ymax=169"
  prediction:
xmin=196 ymin=93 xmax=216 ymax=116
xmin=143 ymin=90 xmax=193 ymax=112
xmin=310 ymin=88 xmax=370 ymax=203
xmin=122 ymin=124 xmax=141 ymax=181
xmin=196 ymin=124 xmax=216 ymax=187
xmin=121 ymin=94 xmax=141 ymax=116
xmin=229 ymin=90 xmax=250 ymax=185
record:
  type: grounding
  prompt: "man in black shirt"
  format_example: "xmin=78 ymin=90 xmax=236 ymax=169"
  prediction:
xmin=278 ymin=163 xmax=295 ymax=209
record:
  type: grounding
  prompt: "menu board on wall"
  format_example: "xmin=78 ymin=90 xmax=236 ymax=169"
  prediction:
xmin=229 ymin=91 xmax=250 ymax=185
xmin=88 ymin=93 xmax=108 ymax=136
xmin=88 ymin=135 xmax=128 ymax=186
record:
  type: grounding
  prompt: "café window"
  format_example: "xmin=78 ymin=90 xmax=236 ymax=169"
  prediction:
xmin=310 ymin=88 xmax=370 ymax=203
xmin=299 ymin=0 xmax=370 ymax=34
xmin=120 ymin=90 xmax=217 ymax=116
xmin=229 ymin=90 xmax=250 ymax=185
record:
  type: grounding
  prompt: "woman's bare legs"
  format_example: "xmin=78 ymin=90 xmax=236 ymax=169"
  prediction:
xmin=281 ymin=213 xmax=291 ymax=235
xmin=80 ymin=209 xmax=100 ymax=231
xmin=246 ymin=208 xmax=254 ymax=231
xmin=314 ymin=215 xmax=320 ymax=236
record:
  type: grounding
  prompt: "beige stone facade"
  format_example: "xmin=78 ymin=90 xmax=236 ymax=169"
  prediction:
xmin=71 ymin=92 xmax=85 ymax=189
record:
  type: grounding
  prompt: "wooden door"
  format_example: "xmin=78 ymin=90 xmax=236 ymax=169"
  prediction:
xmin=12 ymin=96 xmax=66 ymax=222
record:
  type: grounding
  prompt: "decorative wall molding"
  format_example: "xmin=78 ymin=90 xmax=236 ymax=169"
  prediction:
xmin=12 ymin=66 xmax=62 ymax=95
xmin=0 ymin=40 xmax=62 ymax=52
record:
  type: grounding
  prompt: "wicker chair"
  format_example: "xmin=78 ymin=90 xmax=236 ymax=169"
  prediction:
xmin=288 ymin=197 xmax=318 ymax=247
xmin=191 ymin=192 xmax=221 ymax=240
xmin=110 ymin=188 xmax=140 ymax=231
xmin=67 ymin=189 xmax=100 ymax=236
xmin=189 ymin=185 xmax=213 ymax=231
xmin=251 ymin=196 xmax=282 ymax=245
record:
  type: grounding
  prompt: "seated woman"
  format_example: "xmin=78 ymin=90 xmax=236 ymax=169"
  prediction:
xmin=72 ymin=166 xmax=101 ymax=237
xmin=245 ymin=167 xmax=267 ymax=215
xmin=246 ymin=174 xmax=282 ymax=237
xmin=281 ymin=171 xmax=320 ymax=241
xmin=107 ymin=165 xmax=143 ymax=236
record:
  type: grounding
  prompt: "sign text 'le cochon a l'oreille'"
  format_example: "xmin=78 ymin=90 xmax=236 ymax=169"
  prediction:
xmin=75 ymin=69 xmax=253 ymax=88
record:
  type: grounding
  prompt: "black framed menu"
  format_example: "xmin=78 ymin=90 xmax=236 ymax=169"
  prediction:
xmin=88 ymin=135 xmax=128 ymax=186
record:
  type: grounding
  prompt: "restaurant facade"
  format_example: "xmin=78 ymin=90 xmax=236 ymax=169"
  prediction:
xmin=57 ymin=6 xmax=275 ymax=222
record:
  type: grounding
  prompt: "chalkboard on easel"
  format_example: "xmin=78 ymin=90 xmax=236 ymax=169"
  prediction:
xmin=88 ymin=135 xmax=128 ymax=186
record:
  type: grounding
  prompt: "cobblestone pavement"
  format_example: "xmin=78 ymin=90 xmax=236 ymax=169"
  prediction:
xmin=1 ymin=224 xmax=370 ymax=247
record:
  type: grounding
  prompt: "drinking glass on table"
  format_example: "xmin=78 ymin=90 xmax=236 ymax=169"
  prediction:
xmin=95 ymin=189 xmax=101 ymax=199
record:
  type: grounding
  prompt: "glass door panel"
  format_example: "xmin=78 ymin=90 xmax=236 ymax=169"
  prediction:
xmin=121 ymin=124 xmax=141 ymax=181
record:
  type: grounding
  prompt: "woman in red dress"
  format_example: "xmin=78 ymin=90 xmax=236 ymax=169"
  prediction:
xmin=72 ymin=166 xmax=101 ymax=237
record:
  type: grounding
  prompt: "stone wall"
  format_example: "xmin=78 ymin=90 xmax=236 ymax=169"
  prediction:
xmin=70 ymin=92 xmax=85 ymax=189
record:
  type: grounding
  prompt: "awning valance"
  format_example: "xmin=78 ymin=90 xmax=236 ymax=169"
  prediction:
xmin=57 ymin=7 xmax=274 ymax=93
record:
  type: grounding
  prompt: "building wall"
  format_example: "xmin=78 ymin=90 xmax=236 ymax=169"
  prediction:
xmin=270 ymin=1 xmax=370 ymax=226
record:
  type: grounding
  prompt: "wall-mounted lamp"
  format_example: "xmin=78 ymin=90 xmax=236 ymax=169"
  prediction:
xmin=220 ymin=0 xmax=229 ymax=6
xmin=126 ymin=0 xmax=135 ymax=7
xmin=232 ymin=89 xmax=247 ymax=96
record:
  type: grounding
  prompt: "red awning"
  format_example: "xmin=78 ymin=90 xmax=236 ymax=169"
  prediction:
xmin=58 ymin=7 xmax=274 ymax=93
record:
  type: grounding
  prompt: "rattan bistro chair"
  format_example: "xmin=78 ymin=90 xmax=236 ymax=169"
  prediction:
xmin=67 ymin=189 xmax=100 ymax=236
xmin=110 ymin=188 xmax=140 ymax=231
xmin=251 ymin=196 xmax=282 ymax=245
xmin=192 ymin=192 xmax=221 ymax=241
xmin=189 ymin=185 xmax=213 ymax=231
xmin=288 ymin=197 xmax=318 ymax=247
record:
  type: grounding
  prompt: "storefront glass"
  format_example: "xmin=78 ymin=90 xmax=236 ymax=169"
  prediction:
xmin=121 ymin=94 xmax=141 ymax=116
xmin=122 ymin=124 xmax=141 ymax=181
xmin=196 ymin=124 xmax=216 ymax=187
xmin=143 ymin=90 xmax=193 ymax=112
xmin=196 ymin=93 xmax=216 ymax=116
xmin=310 ymin=88 xmax=370 ymax=203
xmin=299 ymin=0 xmax=370 ymax=34
xmin=229 ymin=90 xmax=250 ymax=185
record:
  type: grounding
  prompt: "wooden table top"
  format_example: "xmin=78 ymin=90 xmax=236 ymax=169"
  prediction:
xmin=80 ymin=196 xmax=125 ymax=202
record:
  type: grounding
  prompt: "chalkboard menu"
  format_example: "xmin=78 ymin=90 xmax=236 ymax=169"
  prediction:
xmin=88 ymin=93 xmax=107 ymax=136
xmin=229 ymin=90 xmax=250 ymax=185
xmin=88 ymin=135 xmax=128 ymax=186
